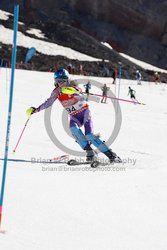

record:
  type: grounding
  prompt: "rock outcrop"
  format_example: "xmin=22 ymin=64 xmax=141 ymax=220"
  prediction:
xmin=1 ymin=0 xmax=167 ymax=70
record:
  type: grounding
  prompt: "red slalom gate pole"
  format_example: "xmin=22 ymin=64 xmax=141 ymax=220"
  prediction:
xmin=89 ymin=92 xmax=146 ymax=105
xmin=13 ymin=118 xmax=30 ymax=153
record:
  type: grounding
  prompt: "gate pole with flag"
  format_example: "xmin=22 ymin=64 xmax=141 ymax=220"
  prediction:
xmin=0 ymin=4 xmax=19 ymax=229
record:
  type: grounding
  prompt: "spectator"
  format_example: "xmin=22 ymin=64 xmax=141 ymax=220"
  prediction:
xmin=67 ymin=63 xmax=72 ymax=74
xmin=136 ymin=70 xmax=142 ymax=85
xmin=72 ymin=64 xmax=76 ymax=74
xmin=54 ymin=63 xmax=58 ymax=72
xmin=103 ymin=65 xmax=110 ymax=77
xmin=101 ymin=84 xmax=110 ymax=103
xmin=154 ymin=72 xmax=160 ymax=84
xmin=84 ymin=81 xmax=91 ymax=101
xmin=48 ymin=66 xmax=54 ymax=72
xmin=79 ymin=64 xmax=84 ymax=75
xmin=112 ymin=68 xmax=118 ymax=84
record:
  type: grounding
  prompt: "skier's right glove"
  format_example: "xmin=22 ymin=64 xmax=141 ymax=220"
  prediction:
xmin=26 ymin=107 xmax=37 ymax=118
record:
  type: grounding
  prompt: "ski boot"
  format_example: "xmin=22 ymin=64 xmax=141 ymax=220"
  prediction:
xmin=86 ymin=149 xmax=97 ymax=162
xmin=104 ymin=150 xmax=122 ymax=163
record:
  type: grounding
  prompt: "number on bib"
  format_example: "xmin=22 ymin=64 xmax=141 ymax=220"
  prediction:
xmin=66 ymin=106 xmax=76 ymax=114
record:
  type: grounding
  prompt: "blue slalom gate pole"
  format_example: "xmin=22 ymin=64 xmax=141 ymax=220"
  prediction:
xmin=0 ymin=5 xmax=19 ymax=228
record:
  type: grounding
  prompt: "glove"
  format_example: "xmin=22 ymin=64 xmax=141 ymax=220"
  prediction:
xmin=26 ymin=107 xmax=37 ymax=118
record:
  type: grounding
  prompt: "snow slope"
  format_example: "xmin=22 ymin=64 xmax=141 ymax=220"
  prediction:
xmin=0 ymin=68 xmax=167 ymax=250
xmin=102 ymin=42 xmax=167 ymax=74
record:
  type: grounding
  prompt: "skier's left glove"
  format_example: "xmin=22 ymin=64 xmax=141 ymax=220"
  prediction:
xmin=26 ymin=107 xmax=38 ymax=118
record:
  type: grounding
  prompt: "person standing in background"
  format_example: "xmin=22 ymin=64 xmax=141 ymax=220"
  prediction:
xmin=136 ymin=70 xmax=142 ymax=85
xmin=101 ymin=84 xmax=110 ymax=103
xmin=112 ymin=68 xmax=117 ymax=84
xmin=84 ymin=80 xmax=91 ymax=101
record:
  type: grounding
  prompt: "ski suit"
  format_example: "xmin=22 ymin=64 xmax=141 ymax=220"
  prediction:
xmin=36 ymin=85 xmax=110 ymax=153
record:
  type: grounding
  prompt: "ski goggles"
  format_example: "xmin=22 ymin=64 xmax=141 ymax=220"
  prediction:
xmin=54 ymin=78 xmax=69 ymax=87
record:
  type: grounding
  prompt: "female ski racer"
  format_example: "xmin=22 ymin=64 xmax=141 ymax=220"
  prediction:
xmin=27 ymin=68 xmax=120 ymax=162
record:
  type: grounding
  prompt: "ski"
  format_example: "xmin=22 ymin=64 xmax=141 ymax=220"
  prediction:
xmin=90 ymin=160 xmax=119 ymax=168
xmin=7 ymin=154 xmax=122 ymax=167
xmin=50 ymin=154 xmax=69 ymax=162
xmin=91 ymin=156 xmax=122 ymax=168
xmin=36 ymin=154 xmax=70 ymax=164
xmin=67 ymin=156 xmax=122 ymax=168
xmin=10 ymin=155 xmax=70 ymax=164
xmin=67 ymin=159 xmax=92 ymax=166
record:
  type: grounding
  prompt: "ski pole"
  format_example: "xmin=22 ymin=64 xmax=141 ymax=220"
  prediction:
xmin=13 ymin=117 xmax=30 ymax=153
xmin=88 ymin=92 xmax=146 ymax=105
xmin=13 ymin=107 xmax=35 ymax=153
